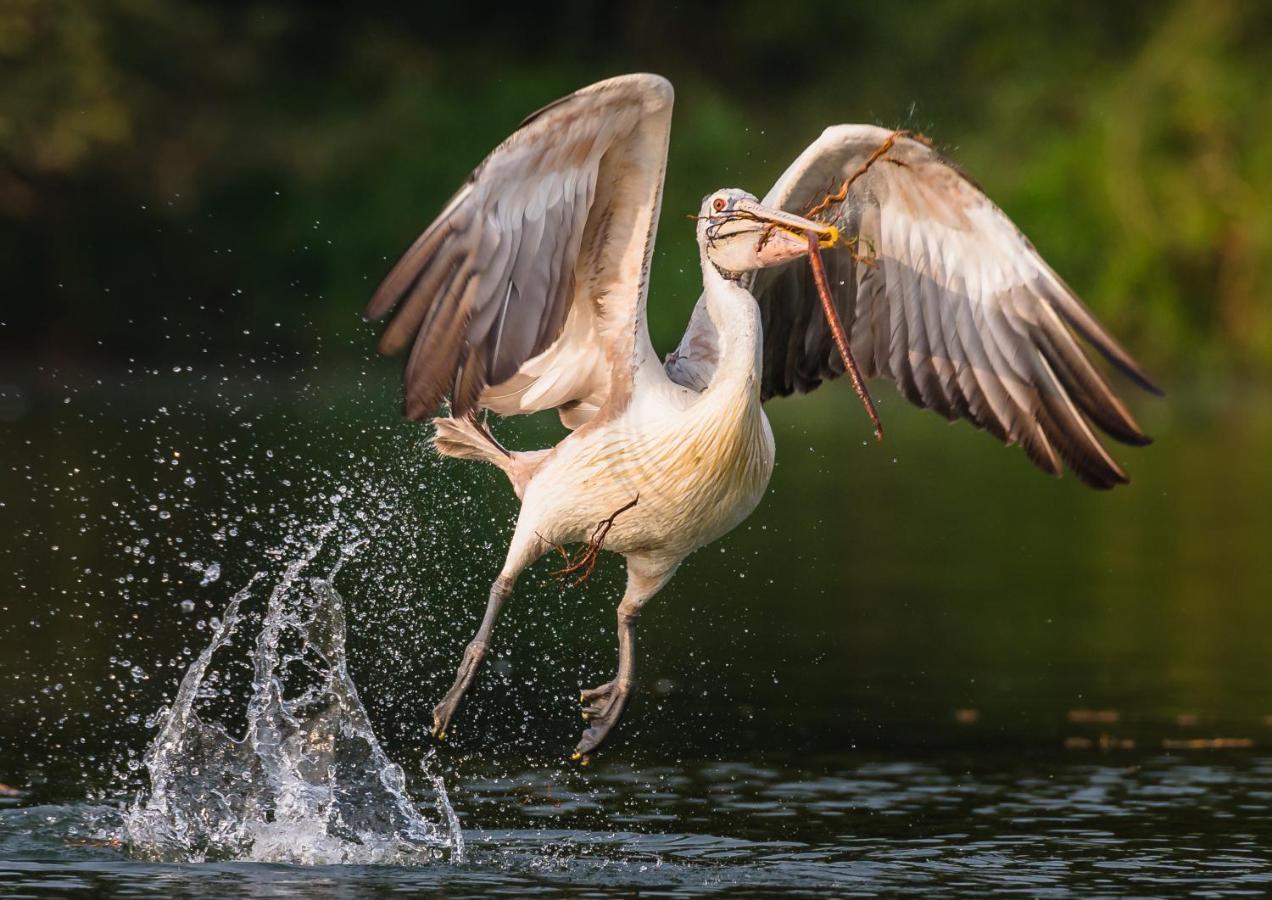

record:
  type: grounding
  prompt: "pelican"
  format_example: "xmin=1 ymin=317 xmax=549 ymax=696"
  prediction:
xmin=364 ymin=74 xmax=1159 ymax=760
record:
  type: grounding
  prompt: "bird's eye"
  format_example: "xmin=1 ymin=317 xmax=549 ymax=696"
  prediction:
xmin=712 ymin=197 xmax=727 ymax=213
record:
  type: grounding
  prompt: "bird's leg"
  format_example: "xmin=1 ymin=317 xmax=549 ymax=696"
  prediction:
xmin=574 ymin=595 xmax=643 ymax=762
xmin=573 ymin=560 xmax=677 ymax=762
xmin=432 ymin=575 xmax=512 ymax=740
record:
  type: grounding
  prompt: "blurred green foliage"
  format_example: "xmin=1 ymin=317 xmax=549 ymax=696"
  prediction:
xmin=1 ymin=0 xmax=1269 ymax=374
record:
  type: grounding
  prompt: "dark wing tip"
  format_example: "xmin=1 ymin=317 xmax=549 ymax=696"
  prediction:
xmin=1069 ymin=438 xmax=1133 ymax=490
xmin=1061 ymin=447 xmax=1130 ymax=490
xmin=1089 ymin=466 xmax=1131 ymax=490
xmin=1046 ymin=290 xmax=1165 ymax=398
xmin=364 ymin=275 xmax=407 ymax=325
xmin=362 ymin=302 xmax=390 ymax=325
xmin=1106 ymin=355 xmax=1165 ymax=398
xmin=375 ymin=331 xmax=402 ymax=357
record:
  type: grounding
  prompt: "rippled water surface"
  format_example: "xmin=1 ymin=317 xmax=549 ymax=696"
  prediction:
xmin=3 ymin=752 xmax=1271 ymax=895
xmin=2 ymin=373 xmax=1271 ymax=894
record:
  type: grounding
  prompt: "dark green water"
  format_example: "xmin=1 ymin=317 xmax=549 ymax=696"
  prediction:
xmin=1 ymin=364 xmax=1270 ymax=895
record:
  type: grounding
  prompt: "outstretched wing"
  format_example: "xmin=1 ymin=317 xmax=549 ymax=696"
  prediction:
xmin=751 ymin=125 xmax=1158 ymax=488
xmin=365 ymin=74 xmax=673 ymax=428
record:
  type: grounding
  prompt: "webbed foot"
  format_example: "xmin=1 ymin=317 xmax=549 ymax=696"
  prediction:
xmin=573 ymin=677 xmax=634 ymax=761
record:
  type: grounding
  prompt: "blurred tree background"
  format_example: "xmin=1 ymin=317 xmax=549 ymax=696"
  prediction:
xmin=1 ymin=0 xmax=1269 ymax=376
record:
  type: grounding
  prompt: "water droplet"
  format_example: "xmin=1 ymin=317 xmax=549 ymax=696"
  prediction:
xmin=200 ymin=562 xmax=221 ymax=586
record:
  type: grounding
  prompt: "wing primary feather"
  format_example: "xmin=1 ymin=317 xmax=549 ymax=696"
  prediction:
xmin=1030 ymin=350 xmax=1128 ymax=488
xmin=402 ymin=255 xmax=479 ymax=418
xmin=1041 ymin=274 xmax=1164 ymax=396
xmin=1032 ymin=302 xmax=1151 ymax=446
xmin=377 ymin=221 xmax=475 ymax=356
xmin=365 ymin=210 xmax=465 ymax=322
xmin=978 ymin=297 xmax=1057 ymax=469
xmin=951 ymin=289 xmax=1014 ymax=443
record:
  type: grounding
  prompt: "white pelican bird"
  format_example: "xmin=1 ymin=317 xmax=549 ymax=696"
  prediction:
xmin=364 ymin=74 xmax=1158 ymax=760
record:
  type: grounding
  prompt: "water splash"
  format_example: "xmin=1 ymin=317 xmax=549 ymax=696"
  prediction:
xmin=120 ymin=522 xmax=462 ymax=864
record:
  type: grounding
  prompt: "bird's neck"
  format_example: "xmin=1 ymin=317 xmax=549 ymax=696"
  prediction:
xmin=699 ymin=251 xmax=763 ymax=399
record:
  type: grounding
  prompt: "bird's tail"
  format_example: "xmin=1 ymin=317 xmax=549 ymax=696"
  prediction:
xmin=433 ymin=415 xmax=510 ymax=468
xmin=431 ymin=415 xmax=546 ymax=499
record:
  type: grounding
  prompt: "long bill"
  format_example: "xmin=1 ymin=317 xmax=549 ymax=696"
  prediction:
xmin=734 ymin=198 xmax=840 ymax=249
xmin=805 ymin=232 xmax=884 ymax=444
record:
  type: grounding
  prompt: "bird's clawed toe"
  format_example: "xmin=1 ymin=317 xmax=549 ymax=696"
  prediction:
xmin=431 ymin=698 xmax=458 ymax=741
xmin=573 ymin=678 xmax=633 ymax=759
xmin=580 ymin=680 xmax=614 ymax=704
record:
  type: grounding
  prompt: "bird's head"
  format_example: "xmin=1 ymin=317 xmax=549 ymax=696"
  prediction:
xmin=696 ymin=188 xmax=840 ymax=277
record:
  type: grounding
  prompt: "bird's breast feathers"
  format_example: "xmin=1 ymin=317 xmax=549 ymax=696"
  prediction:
xmin=532 ymin=385 xmax=774 ymax=556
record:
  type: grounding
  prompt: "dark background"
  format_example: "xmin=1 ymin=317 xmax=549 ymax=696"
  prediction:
xmin=2 ymin=0 xmax=1270 ymax=374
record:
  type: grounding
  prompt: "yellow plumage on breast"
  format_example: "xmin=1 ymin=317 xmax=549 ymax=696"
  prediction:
xmin=527 ymin=381 xmax=775 ymax=558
